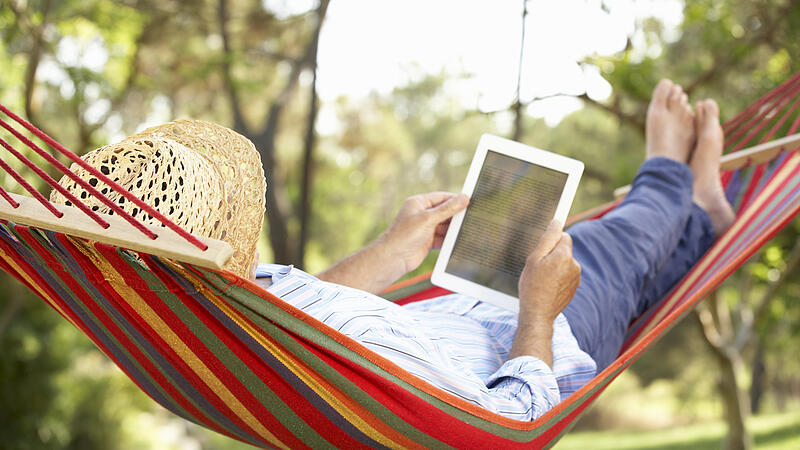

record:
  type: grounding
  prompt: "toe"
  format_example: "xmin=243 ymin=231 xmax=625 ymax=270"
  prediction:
xmin=695 ymin=101 xmax=705 ymax=126
xmin=667 ymin=84 xmax=683 ymax=109
xmin=651 ymin=79 xmax=673 ymax=108
xmin=700 ymin=99 xmax=720 ymax=130
xmin=704 ymin=99 xmax=719 ymax=119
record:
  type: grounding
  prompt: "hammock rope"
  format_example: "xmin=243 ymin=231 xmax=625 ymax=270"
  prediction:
xmin=1 ymin=72 xmax=800 ymax=448
xmin=0 ymin=104 xmax=206 ymax=249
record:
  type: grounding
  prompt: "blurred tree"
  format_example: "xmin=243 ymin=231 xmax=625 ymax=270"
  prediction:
xmin=0 ymin=272 xmax=152 ymax=449
xmin=575 ymin=1 xmax=800 ymax=448
xmin=217 ymin=0 xmax=330 ymax=266
xmin=1 ymin=0 xmax=800 ymax=448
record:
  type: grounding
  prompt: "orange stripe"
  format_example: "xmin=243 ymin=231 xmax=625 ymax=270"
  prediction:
xmin=381 ymin=272 xmax=432 ymax=294
xmin=218 ymin=269 xmax=543 ymax=431
xmin=636 ymin=153 xmax=800 ymax=334
xmin=77 ymin=248 xmax=291 ymax=449
xmin=0 ymin=245 xmax=77 ymax=327
xmin=173 ymin=263 xmax=422 ymax=449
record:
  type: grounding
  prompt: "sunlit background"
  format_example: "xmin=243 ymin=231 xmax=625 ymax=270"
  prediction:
xmin=1 ymin=0 xmax=799 ymax=448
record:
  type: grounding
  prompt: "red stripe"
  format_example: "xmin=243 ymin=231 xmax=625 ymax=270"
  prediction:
xmin=723 ymin=73 xmax=800 ymax=135
xmin=294 ymin=331 xmax=535 ymax=448
xmin=0 ymin=187 xmax=19 ymax=208
xmin=394 ymin=286 xmax=452 ymax=305
xmin=764 ymin=93 xmax=800 ymax=140
xmin=622 ymin=161 xmax=800 ymax=346
xmin=0 ymin=132 xmax=109 ymax=227
xmin=737 ymin=163 xmax=767 ymax=210
xmin=530 ymin=372 xmax=620 ymax=447
xmin=92 ymin=245 xmax=307 ymax=450
xmin=142 ymin=255 xmax=368 ymax=449
xmin=0 ymin=104 xmax=207 ymax=249
xmin=49 ymin=237 xmax=263 ymax=446
xmin=0 ymin=229 xmax=251 ymax=444
xmin=0 ymin=234 xmax=69 ymax=321
xmin=182 ymin=265 xmax=431 ymax=450
xmin=724 ymin=80 xmax=800 ymax=149
xmin=0 ymin=145 xmax=63 ymax=217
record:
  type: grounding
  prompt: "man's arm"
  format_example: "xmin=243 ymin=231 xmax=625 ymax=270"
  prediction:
xmin=315 ymin=236 xmax=406 ymax=295
xmin=509 ymin=220 xmax=581 ymax=367
xmin=317 ymin=192 xmax=469 ymax=293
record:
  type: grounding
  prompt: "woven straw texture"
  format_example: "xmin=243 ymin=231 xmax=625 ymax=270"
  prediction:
xmin=50 ymin=120 xmax=266 ymax=277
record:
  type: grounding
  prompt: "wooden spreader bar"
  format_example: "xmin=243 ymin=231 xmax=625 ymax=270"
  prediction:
xmin=613 ymin=133 xmax=800 ymax=199
xmin=0 ymin=192 xmax=233 ymax=269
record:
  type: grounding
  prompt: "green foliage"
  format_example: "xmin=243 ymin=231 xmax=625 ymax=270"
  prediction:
xmin=559 ymin=410 xmax=800 ymax=450
xmin=0 ymin=275 xmax=151 ymax=450
xmin=2 ymin=0 xmax=800 ymax=447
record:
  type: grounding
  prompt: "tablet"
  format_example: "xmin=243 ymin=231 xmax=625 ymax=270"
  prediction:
xmin=431 ymin=134 xmax=583 ymax=312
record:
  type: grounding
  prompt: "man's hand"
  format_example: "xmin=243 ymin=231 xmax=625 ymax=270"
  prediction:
xmin=317 ymin=192 xmax=468 ymax=294
xmin=509 ymin=220 xmax=581 ymax=367
xmin=518 ymin=220 xmax=581 ymax=324
xmin=380 ymin=192 xmax=470 ymax=276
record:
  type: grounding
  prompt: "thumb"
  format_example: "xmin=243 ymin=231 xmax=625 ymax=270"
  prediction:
xmin=530 ymin=219 xmax=564 ymax=260
xmin=429 ymin=193 xmax=469 ymax=222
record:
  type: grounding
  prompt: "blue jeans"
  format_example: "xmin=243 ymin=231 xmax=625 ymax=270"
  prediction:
xmin=563 ymin=157 xmax=716 ymax=370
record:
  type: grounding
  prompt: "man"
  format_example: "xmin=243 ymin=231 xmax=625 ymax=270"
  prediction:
xmin=55 ymin=79 xmax=734 ymax=421
xmin=253 ymin=79 xmax=734 ymax=420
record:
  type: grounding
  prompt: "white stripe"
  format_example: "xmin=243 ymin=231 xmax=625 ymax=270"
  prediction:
xmin=257 ymin=263 xmax=597 ymax=420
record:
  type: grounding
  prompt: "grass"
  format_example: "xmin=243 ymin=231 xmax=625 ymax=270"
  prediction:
xmin=555 ymin=411 xmax=800 ymax=450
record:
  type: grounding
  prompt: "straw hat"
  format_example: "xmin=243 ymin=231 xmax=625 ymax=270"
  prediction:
xmin=50 ymin=120 xmax=266 ymax=278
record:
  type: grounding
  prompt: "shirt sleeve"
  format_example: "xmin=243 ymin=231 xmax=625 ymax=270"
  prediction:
xmin=483 ymin=356 xmax=561 ymax=421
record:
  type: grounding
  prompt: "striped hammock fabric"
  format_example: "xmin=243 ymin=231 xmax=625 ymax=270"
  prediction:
xmin=2 ymin=73 xmax=800 ymax=449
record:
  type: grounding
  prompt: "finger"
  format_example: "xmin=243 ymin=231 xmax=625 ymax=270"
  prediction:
xmin=421 ymin=191 xmax=458 ymax=208
xmin=530 ymin=219 xmax=563 ymax=260
xmin=428 ymin=193 xmax=469 ymax=222
xmin=550 ymin=236 xmax=574 ymax=261
xmin=560 ymin=232 xmax=573 ymax=251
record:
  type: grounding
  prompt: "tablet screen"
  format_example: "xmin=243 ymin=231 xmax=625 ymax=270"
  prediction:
xmin=445 ymin=150 xmax=568 ymax=297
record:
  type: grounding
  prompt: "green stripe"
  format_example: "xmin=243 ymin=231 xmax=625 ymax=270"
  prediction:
xmin=16 ymin=229 xmax=260 ymax=445
xmin=125 ymin=257 xmax=333 ymax=449
xmin=379 ymin=278 xmax=434 ymax=302
xmin=191 ymin=266 xmax=456 ymax=448
xmin=17 ymin=230 xmax=214 ymax=432
xmin=712 ymin=177 xmax=800 ymax=275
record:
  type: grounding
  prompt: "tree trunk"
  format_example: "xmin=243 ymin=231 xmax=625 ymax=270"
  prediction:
xmin=218 ymin=0 xmax=330 ymax=264
xmin=0 ymin=277 xmax=24 ymax=341
xmin=510 ymin=0 xmax=527 ymax=142
xmin=255 ymin=106 xmax=295 ymax=264
xmin=749 ymin=341 xmax=766 ymax=414
xmin=297 ymin=1 xmax=328 ymax=267
xmin=297 ymin=64 xmax=319 ymax=267
xmin=714 ymin=349 xmax=752 ymax=450
xmin=695 ymin=304 xmax=753 ymax=450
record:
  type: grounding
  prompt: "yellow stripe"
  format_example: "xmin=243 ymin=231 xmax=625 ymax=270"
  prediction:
xmin=632 ymin=154 xmax=800 ymax=340
xmin=0 ymin=246 xmax=78 ymax=327
xmin=170 ymin=262 xmax=408 ymax=450
xmin=82 ymin=249 xmax=290 ymax=450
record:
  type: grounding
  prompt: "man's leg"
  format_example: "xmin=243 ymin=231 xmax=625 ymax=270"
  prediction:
xmin=562 ymin=158 xmax=706 ymax=369
xmin=563 ymin=95 xmax=734 ymax=371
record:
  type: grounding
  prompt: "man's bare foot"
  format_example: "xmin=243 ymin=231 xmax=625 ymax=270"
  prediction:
xmin=646 ymin=79 xmax=696 ymax=163
xmin=690 ymin=99 xmax=735 ymax=237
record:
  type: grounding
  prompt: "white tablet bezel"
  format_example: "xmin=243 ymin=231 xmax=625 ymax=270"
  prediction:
xmin=431 ymin=133 xmax=584 ymax=312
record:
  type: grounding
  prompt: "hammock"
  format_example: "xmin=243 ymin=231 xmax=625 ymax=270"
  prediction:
xmin=1 ymin=73 xmax=800 ymax=449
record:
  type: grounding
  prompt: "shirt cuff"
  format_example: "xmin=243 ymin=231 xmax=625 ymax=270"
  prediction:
xmin=485 ymin=356 xmax=561 ymax=420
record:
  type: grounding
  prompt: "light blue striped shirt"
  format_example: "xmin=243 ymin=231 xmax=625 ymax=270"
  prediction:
xmin=256 ymin=263 xmax=596 ymax=421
